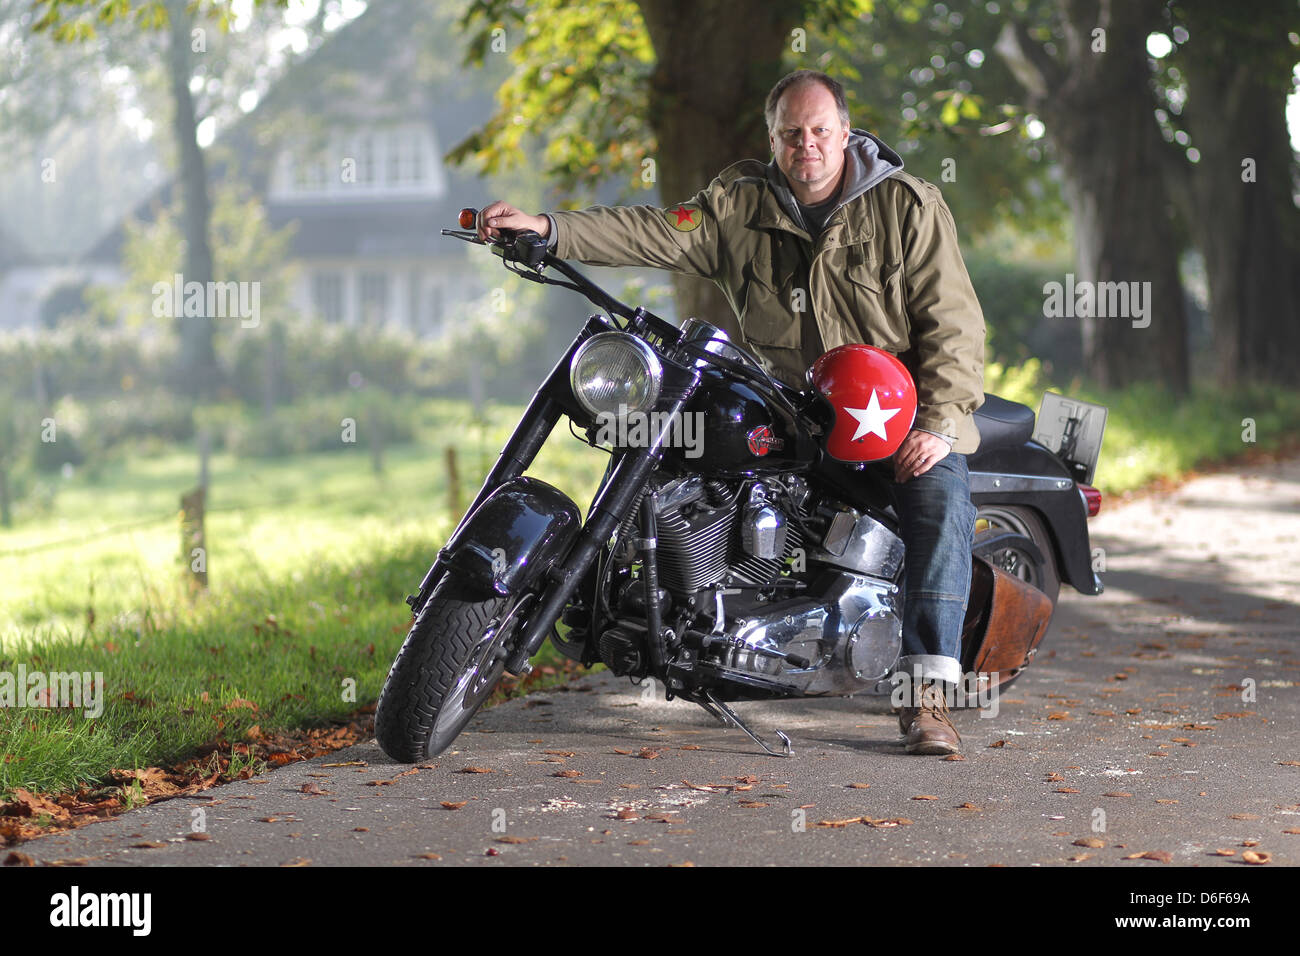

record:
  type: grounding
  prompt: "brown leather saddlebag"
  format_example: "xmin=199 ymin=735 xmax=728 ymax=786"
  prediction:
xmin=960 ymin=557 xmax=1054 ymax=689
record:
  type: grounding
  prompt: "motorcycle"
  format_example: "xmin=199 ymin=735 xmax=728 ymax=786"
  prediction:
xmin=374 ymin=209 xmax=1105 ymax=760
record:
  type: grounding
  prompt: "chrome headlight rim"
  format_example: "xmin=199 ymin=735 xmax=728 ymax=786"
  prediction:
xmin=569 ymin=331 xmax=664 ymax=419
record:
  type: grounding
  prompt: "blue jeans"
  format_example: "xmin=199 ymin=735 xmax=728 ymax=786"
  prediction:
xmin=885 ymin=453 xmax=976 ymax=687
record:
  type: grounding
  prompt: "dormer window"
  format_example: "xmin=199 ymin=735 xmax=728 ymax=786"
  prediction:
xmin=271 ymin=122 xmax=444 ymax=201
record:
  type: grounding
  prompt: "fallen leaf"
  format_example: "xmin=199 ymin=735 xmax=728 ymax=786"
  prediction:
xmin=1103 ymin=792 xmax=1133 ymax=798
xmin=129 ymin=841 xmax=167 ymax=849
xmin=612 ymin=748 xmax=633 ymax=755
xmin=1073 ymin=837 xmax=1105 ymax=848
xmin=185 ymin=832 xmax=211 ymax=841
xmin=988 ymin=740 xmax=1006 ymax=748
xmin=1155 ymin=799 xmax=1179 ymax=804
xmin=299 ymin=783 xmax=331 ymax=795
xmin=942 ymin=754 xmax=966 ymax=761
xmin=911 ymin=795 xmax=938 ymax=801
xmin=1067 ymin=853 xmax=1092 ymax=862
xmin=456 ymin=766 xmax=494 ymax=774
xmin=679 ymin=745 xmax=702 ymax=751
xmin=543 ymin=750 xmax=576 ymax=757
xmin=955 ymin=802 xmax=980 ymax=810
xmin=1241 ymin=850 xmax=1271 ymax=864
xmin=3 ymin=852 xmax=35 ymax=866
xmin=225 ymin=698 xmax=258 ymax=712
xmin=440 ymin=801 xmax=468 ymax=810
xmin=1210 ymin=849 xmax=1236 ymax=856
xmin=1122 ymin=850 xmax=1173 ymax=863
xmin=737 ymin=801 xmax=769 ymax=808
xmin=280 ymin=858 xmax=312 ymax=867
xmin=1229 ymin=813 xmax=1260 ymax=820
xmin=636 ymin=748 xmax=661 ymax=760
xmin=1056 ymin=787 xmax=1081 ymax=794
xmin=552 ymin=770 xmax=582 ymax=778
xmin=614 ymin=809 xmax=640 ymax=820
xmin=495 ymin=836 xmax=538 ymax=844
xmin=414 ymin=853 xmax=441 ymax=860
xmin=847 ymin=783 xmax=872 ymax=789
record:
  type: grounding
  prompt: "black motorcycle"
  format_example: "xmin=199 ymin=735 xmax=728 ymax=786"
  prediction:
xmin=374 ymin=210 xmax=1105 ymax=760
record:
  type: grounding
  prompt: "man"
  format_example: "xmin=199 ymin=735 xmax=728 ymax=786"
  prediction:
xmin=478 ymin=69 xmax=984 ymax=755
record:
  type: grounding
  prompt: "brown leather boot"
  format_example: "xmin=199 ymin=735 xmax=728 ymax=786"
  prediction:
xmin=896 ymin=680 xmax=961 ymax=755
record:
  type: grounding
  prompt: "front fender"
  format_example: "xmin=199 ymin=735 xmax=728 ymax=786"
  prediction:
xmin=448 ymin=477 xmax=582 ymax=597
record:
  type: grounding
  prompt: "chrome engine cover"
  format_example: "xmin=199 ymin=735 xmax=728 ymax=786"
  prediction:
xmin=709 ymin=571 xmax=902 ymax=695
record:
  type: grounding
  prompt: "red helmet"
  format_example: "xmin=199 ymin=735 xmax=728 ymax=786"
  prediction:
xmin=809 ymin=345 xmax=917 ymax=462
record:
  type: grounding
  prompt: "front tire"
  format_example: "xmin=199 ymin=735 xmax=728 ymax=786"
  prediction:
xmin=374 ymin=575 xmax=525 ymax=762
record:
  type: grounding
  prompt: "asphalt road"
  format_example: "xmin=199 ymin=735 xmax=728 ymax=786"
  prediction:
xmin=18 ymin=456 xmax=1300 ymax=866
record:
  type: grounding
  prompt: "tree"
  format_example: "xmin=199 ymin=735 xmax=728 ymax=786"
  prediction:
xmin=22 ymin=0 xmax=316 ymax=399
xmin=1158 ymin=1 xmax=1300 ymax=387
xmin=996 ymin=0 xmax=1191 ymax=393
xmin=451 ymin=0 xmax=876 ymax=339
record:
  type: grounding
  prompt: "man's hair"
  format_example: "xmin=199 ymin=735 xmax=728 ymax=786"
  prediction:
xmin=764 ymin=70 xmax=851 ymax=133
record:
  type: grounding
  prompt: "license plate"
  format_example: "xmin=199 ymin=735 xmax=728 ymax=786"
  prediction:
xmin=1033 ymin=392 xmax=1107 ymax=485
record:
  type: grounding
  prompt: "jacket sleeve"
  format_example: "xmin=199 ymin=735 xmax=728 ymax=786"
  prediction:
xmin=900 ymin=187 xmax=986 ymax=447
xmin=548 ymin=181 xmax=727 ymax=279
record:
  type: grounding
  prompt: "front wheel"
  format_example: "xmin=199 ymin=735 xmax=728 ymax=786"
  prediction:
xmin=374 ymin=575 xmax=528 ymax=762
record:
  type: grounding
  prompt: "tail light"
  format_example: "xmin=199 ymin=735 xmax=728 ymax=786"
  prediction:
xmin=1078 ymin=483 xmax=1102 ymax=517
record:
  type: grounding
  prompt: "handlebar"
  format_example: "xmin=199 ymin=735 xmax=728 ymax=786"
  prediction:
xmin=442 ymin=207 xmax=809 ymax=413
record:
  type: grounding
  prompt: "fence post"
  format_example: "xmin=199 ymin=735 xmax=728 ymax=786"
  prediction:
xmin=445 ymin=445 xmax=461 ymax=522
xmin=182 ymin=430 xmax=210 ymax=594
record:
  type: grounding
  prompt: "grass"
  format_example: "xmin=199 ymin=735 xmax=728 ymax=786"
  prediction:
xmin=3 ymin=377 xmax=1298 ymax=801
xmin=984 ymin=360 xmax=1300 ymax=494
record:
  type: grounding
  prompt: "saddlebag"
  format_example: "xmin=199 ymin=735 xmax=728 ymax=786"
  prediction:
xmin=959 ymin=557 xmax=1053 ymax=687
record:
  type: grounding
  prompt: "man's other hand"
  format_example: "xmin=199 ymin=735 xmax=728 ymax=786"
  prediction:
xmin=893 ymin=429 xmax=951 ymax=483
xmin=476 ymin=201 xmax=550 ymax=242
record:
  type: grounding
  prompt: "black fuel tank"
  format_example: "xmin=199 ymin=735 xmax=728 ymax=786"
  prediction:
xmin=664 ymin=369 xmax=820 ymax=475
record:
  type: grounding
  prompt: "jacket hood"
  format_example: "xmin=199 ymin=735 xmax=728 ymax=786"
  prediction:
xmin=765 ymin=128 xmax=904 ymax=231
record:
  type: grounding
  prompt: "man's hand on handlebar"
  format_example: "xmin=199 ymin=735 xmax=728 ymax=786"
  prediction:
xmin=476 ymin=201 xmax=551 ymax=243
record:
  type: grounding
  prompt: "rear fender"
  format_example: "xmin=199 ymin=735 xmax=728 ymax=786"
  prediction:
xmin=968 ymin=441 xmax=1100 ymax=596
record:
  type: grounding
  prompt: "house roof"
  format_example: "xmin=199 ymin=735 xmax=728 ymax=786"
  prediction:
xmin=81 ymin=0 xmax=498 ymax=266
xmin=0 ymin=223 xmax=34 ymax=270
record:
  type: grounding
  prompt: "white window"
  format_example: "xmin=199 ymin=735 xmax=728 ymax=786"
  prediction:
xmin=360 ymin=271 xmax=388 ymax=326
xmin=312 ymin=272 xmax=343 ymax=323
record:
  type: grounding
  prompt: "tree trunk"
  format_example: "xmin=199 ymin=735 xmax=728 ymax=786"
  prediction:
xmin=1175 ymin=6 xmax=1300 ymax=387
xmin=166 ymin=0 xmax=220 ymax=399
xmin=635 ymin=0 xmax=797 ymax=339
xmin=997 ymin=0 xmax=1190 ymax=393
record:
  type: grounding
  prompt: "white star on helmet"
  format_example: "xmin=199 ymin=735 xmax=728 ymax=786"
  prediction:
xmin=843 ymin=390 xmax=902 ymax=442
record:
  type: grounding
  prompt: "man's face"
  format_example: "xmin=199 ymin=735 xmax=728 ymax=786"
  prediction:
xmin=769 ymin=82 xmax=850 ymax=200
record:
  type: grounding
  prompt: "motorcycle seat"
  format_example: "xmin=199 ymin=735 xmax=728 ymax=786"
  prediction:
xmin=973 ymin=394 xmax=1036 ymax=448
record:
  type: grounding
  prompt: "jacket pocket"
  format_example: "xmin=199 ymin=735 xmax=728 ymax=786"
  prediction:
xmin=844 ymin=257 xmax=908 ymax=351
xmin=740 ymin=244 xmax=802 ymax=350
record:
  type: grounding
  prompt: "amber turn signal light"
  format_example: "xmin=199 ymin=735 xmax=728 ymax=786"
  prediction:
xmin=458 ymin=208 xmax=478 ymax=229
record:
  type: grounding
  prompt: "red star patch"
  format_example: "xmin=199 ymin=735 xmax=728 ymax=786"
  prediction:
xmin=665 ymin=204 xmax=701 ymax=231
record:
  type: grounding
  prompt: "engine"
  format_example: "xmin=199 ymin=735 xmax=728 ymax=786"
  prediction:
xmin=598 ymin=473 xmax=906 ymax=696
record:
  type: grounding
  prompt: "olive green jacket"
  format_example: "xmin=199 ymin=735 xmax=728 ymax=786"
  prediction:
xmin=547 ymin=130 xmax=986 ymax=452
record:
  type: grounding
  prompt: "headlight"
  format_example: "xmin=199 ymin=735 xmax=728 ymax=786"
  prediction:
xmin=569 ymin=332 xmax=663 ymax=418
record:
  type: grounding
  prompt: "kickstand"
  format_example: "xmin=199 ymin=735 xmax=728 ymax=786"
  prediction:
xmin=699 ymin=690 xmax=792 ymax=757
